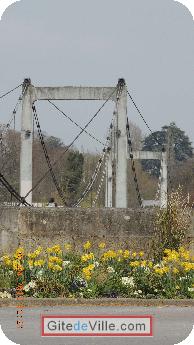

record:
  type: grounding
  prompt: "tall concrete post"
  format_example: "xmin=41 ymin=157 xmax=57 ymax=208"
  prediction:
xmin=105 ymin=147 xmax=113 ymax=208
xmin=20 ymin=79 xmax=33 ymax=204
xmin=115 ymin=79 xmax=128 ymax=208
xmin=160 ymin=149 xmax=168 ymax=208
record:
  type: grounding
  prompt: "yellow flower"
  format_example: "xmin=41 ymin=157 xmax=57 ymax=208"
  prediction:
xmin=83 ymin=241 xmax=92 ymax=250
xmin=154 ymin=268 xmax=164 ymax=275
xmin=48 ymin=256 xmax=62 ymax=264
xmin=13 ymin=260 xmax=24 ymax=271
xmin=81 ymin=253 xmax=94 ymax=262
xmin=81 ymin=254 xmax=89 ymax=262
xmin=172 ymin=267 xmax=179 ymax=274
xmin=14 ymin=247 xmax=25 ymax=259
xmin=123 ymin=250 xmax=130 ymax=259
xmin=117 ymin=249 xmax=123 ymax=256
xmin=2 ymin=255 xmax=12 ymax=267
xmin=130 ymin=261 xmax=140 ymax=268
xmin=52 ymin=264 xmax=63 ymax=271
xmin=181 ymin=262 xmax=194 ymax=272
xmin=98 ymin=242 xmax=106 ymax=249
xmin=28 ymin=247 xmax=42 ymax=259
xmin=163 ymin=267 xmax=170 ymax=273
xmin=46 ymin=247 xmax=53 ymax=254
xmin=101 ymin=250 xmax=117 ymax=261
xmin=64 ymin=243 xmax=72 ymax=251
xmin=132 ymin=252 xmax=137 ymax=258
xmin=52 ymin=245 xmax=62 ymax=255
xmin=154 ymin=266 xmax=169 ymax=275
xmin=139 ymin=251 xmax=144 ymax=257
xmin=140 ymin=260 xmax=147 ymax=267
xmin=83 ymin=272 xmax=91 ymax=280
xmin=87 ymin=264 xmax=95 ymax=271
xmin=48 ymin=262 xmax=62 ymax=271
xmin=46 ymin=245 xmax=62 ymax=256
xmin=34 ymin=259 xmax=45 ymax=267
xmin=164 ymin=248 xmax=171 ymax=255
xmin=148 ymin=261 xmax=153 ymax=268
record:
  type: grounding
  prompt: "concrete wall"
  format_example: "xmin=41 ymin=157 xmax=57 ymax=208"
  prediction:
xmin=0 ymin=207 xmax=156 ymax=253
xmin=0 ymin=206 xmax=193 ymax=254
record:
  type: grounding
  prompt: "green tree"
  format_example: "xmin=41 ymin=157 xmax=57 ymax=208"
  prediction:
xmin=142 ymin=122 xmax=193 ymax=176
xmin=63 ymin=151 xmax=84 ymax=204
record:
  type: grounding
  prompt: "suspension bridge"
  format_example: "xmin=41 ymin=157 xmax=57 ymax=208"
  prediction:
xmin=0 ymin=78 xmax=172 ymax=209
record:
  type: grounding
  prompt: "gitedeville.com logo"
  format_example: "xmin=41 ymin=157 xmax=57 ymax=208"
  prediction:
xmin=41 ymin=315 xmax=153 ymax=337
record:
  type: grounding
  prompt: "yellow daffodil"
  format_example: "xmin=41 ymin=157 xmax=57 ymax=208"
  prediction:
xmin=48 ymin=256 xmax=62 ymax=264
xmin=14 ymin=247 xmax=24 ymax=260
xmin=2 ymin=255 xmax=12 ymax=267
xmin=101 ymin=250 xmax=117 ymax=261
xmin=172 ymin=267 xmax=179 ymax=274
xmin=130 ymin=261 xmax=140 ymax=268
xmin=64 ymin=243 xmax=72 ymax=251
xmin=48 ymin=262 xmax=62 ymax=271
xmin=83 ymin=241 xmax=92 ymax=250
xmin=123 ymin=250 xmax=130 ymax=259
xmin=81 ymin=253 xmax=94 ymax=262
xmin=98 ymin=242 xmax=106 ymax=249
xmin=34 ymin=259 xmax=45 ymax=267
xmin=13 ymin=260 xmax=24 ymax=271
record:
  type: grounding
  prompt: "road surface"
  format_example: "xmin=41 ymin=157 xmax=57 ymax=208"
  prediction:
xmin=0 ymin=305 xmax=193 ymax=345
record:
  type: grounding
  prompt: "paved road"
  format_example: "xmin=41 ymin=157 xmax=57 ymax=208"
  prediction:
xmin=0 ymin=306 xmax=193 ymax=345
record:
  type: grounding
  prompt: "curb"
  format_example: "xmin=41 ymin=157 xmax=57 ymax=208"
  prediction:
xmin=0 ymin=298 xmax=194 ymax=308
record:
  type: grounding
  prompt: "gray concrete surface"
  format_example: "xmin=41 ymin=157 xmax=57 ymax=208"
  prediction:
xmin=0 ymin=306 xmax=193 ymax=345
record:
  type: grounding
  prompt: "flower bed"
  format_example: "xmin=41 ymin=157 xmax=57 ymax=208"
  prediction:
xmin=0 ymin=242 xmax=193 ymax=299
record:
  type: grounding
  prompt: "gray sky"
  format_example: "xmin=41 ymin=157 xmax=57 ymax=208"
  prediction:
xmin=0 ymin=0 xmax=194 ymax=152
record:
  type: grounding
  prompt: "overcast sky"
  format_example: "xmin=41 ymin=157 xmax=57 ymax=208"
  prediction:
xmin=0 ymin=0 xmax=193 ymax=152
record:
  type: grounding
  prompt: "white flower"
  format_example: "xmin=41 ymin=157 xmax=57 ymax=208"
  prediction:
xmin=94 ymin=261 xmax=99 ymax=268
xmin=133 ymin=291 xmax=139 ymax=296
xmin=107 ymin=266 xmax=115 ymax=273
xmin=188 ymin=287 xmax=194 ymax=292
xmin=143 ymin=267 xmax=150 ymax=273
xmin=154 ymin=289 xmax=158 ymax=293
xmin=28 ymin=281 xmax=36 ymax=289
xmin=0 ymin=291 xmax=12 ymax=299
xmin=36 ymin=270 xmax=43 ymax=277
xmin=62 ymin=261 xmax=70 ymax=268
xmin=23 ymin=284 xmax=30 ymax=292
xmin=138 ymin=290 xmax=142 ymax=294
xmin=23 ymin=281 xmax=36 ymax=292
xmin=121 ymin=277 xmax=135 ymax=287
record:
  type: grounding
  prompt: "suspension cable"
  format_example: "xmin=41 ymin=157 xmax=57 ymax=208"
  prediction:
xmin=24 ymin=87 xmax=117 ymax=199
xmin=0 ymin=82 xmax=28 ymax=142
xmin=0 ymin=172 xmax=31 ymax=206
xmin=0 ymin=83 xmax=23 ymax=100
xmin=48 ymin=100 xmax=105 ymax=146
xmin=32 ymin=104 xmax=67 ymax=205
xmin=0 ymin=83 xmax=29 ymax=173
xmin=127 ymin=90 xmax=162 ymax=147
xmin=73 ymin=138 xmax=110 ymax=207
xmin=92 ymin=149 xmax=110 ymax=207
xmin=126 ymin=118 xmax=143 ymax=208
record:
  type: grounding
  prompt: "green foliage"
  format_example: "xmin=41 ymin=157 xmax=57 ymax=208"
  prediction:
xmin=152 ymin=188 xmax=192 ymax=260
xmin=142 ymin=122 xmax=193 ymax=176
xmin=62 ymin=151 xmax=84 ymax=204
